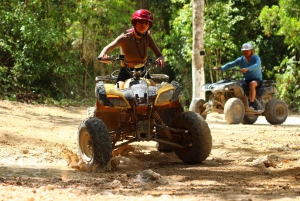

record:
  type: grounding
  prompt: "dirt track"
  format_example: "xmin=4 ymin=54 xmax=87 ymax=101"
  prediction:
xmin=0 ymin=100 xmax=300 ymax=201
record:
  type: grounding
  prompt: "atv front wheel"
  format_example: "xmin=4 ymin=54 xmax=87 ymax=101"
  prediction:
xmin=264 ymin=99 xmax=288 ymax=125
xmin=224 ymin=98 xmax=245 ymax=124
xmin=156 ymin=142 xmax=173 ymax=152
xmin=195 ymin=99 xmax=207 ymax=119
xmin=242 ymin=114 xmax=259 ymax=124
xmin=171 ymin=111 xmax=212 ymax=164
xmin=156 ymin=107 xmax=183 ymax=152
xmin=78 ymin=117 xmax=112 ymax=168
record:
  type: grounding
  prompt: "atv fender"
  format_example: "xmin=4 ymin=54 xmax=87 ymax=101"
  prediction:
xmin=95 ymin=82 xmax=131 ymax=109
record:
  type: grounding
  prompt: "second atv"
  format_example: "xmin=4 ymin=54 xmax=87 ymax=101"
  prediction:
xmin=77 ymin=55 xmax=212 ymax=169
xmin=197 ymin=68 xmax=288 ymax=125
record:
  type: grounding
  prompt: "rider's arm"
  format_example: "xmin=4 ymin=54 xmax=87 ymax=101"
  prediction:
xmin=148 ymin=35 xmax=163 ymax=58
xmin=98 ymin=34 xmax=124 ymax=58
xmin=242 ymin=55 xmax=262 ymax=80
xmin=148 ymin=35 xmax=165 ymax=66
xmin=221 ymin=57 xmax=242 ymax=72
xmin=247 ymin=55 xmax=261 ymax=72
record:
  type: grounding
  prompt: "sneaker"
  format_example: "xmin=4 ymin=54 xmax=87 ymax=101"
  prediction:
xmin=249 ymin=102 xmax=256 ymax=110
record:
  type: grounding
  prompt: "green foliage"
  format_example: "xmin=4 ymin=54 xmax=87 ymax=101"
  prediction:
xmin=275 ymin=56 xmax=300 ymax=111
xmin=163 ymin=2 xmax=193 ymax=100
xmin=0 ymin=0 xmax=134 ymax=104
xmin=259 ymin=6 xmax=280 ymax=37
xmin=259 ymin=0 xmax=300 ymax=111
xmin=1 ymin=1 xmax=80 ymax=100
xmin=204 ymin=1 xmax=244 ymax=83
xmin=0 ymin=0 xmax=299 ymax=111
xmin=278 ymin=0 xmax=300 ymax=50
xmin=260 ymin=1 xmax=300 ymax=50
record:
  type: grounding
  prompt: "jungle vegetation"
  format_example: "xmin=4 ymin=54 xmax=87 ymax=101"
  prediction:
xmin=0 ymin=0 xmax=299 ymax=112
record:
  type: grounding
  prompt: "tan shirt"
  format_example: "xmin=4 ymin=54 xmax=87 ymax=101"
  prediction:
xmin=99 ymin=32 xmax=163 ymax=65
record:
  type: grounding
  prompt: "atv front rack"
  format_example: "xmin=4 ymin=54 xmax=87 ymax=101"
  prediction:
xmin=150 ymin=74 xmax=169 ymax=83
xmin=95 ymin=70 xmax=119 ymax=83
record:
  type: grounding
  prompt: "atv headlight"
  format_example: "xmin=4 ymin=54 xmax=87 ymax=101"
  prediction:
xmin=107 ymin=95 xmax=129 ymax=108
xmin=155 ymin=89 xmax=174 ymax=105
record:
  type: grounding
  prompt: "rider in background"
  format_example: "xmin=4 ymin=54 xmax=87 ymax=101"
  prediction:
xmin=98 ymin=9 xmax=165 ymax=89
xmin=215 ymin=43 xmax=263 ymax=110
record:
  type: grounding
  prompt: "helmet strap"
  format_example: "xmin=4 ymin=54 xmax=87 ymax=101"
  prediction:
xmin=133 ymin=27 xmax=149 ymax=43
xmin=134 ymin=27 xmax=147 ymax=37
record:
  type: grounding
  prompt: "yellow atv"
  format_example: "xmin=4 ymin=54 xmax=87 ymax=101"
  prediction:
xmin=77 ymin=55 xmax=212 ymax=168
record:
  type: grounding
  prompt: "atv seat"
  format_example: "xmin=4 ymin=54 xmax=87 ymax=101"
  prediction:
xmin=242 ymin=80 xmax=277 ymax=98
xmin=263 ymin=80 xmax=276 ymax=87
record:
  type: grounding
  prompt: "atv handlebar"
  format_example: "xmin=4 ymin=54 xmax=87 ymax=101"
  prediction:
xmin=214 ymin=67 xmax=241 ymax=73
xmin=214 ymin=67 xmax=243 ymax=81
xmin=98 ymin=55 xmax=163 ymax=80
xmin=98 ymin=55 xmax=160 ymax=66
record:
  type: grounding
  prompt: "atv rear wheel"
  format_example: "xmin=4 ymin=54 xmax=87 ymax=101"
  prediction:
xmin=242 ymin=114 xmax=259 ymax=124
xmin=78 ymin=117 xmax=112 ymax=168
xmin=171 ymin=111 xmax=212 ymax=164
xmin=224 ymin=98 xmax=245 ymax=124
xmin=264 ymin=99 xmax=288 ymax=125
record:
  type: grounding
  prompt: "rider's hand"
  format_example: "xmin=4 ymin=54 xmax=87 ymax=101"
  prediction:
xmin=98 ymin=54 xmax=112 ymax=64
xmin=240 ymin=68 xmax=248 ymax=73
xmin=156 ymin=55 xmax=165 ymax=67
xmin=214 ymin=67 xmax=221 ymax=73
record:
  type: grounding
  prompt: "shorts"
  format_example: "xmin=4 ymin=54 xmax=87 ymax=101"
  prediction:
xmin=239 ymin=79 xmax=263 ymax=89
xmin=116 ymin=67 xmax=151 ymax=82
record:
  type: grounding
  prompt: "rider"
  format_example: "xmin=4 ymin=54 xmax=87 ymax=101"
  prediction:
xmin=216 ymin=43 xmax=263 ymax=110
xmin=98 ymin=9 xmax=165 ymax=89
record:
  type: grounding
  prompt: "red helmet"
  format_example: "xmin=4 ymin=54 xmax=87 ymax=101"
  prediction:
xmin=131 ymin=9 xmax=153 ymax=28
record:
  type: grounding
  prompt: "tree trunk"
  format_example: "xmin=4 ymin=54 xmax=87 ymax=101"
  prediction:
xmin=189 ymin=0 xmax=206 ymax=112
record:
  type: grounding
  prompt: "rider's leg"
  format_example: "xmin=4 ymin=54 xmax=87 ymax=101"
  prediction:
xmin=116 ymin=67 xmax=130 ymax=89
xmin=116 ymin=81 xmax=125 ymax=89
xmin=249 ymin=80 xmax=258 ymax=109
xmin=149 ymin=79 xmax=156 ymax=86
xmin=249 ymin=81 xmax=258 ymax=102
